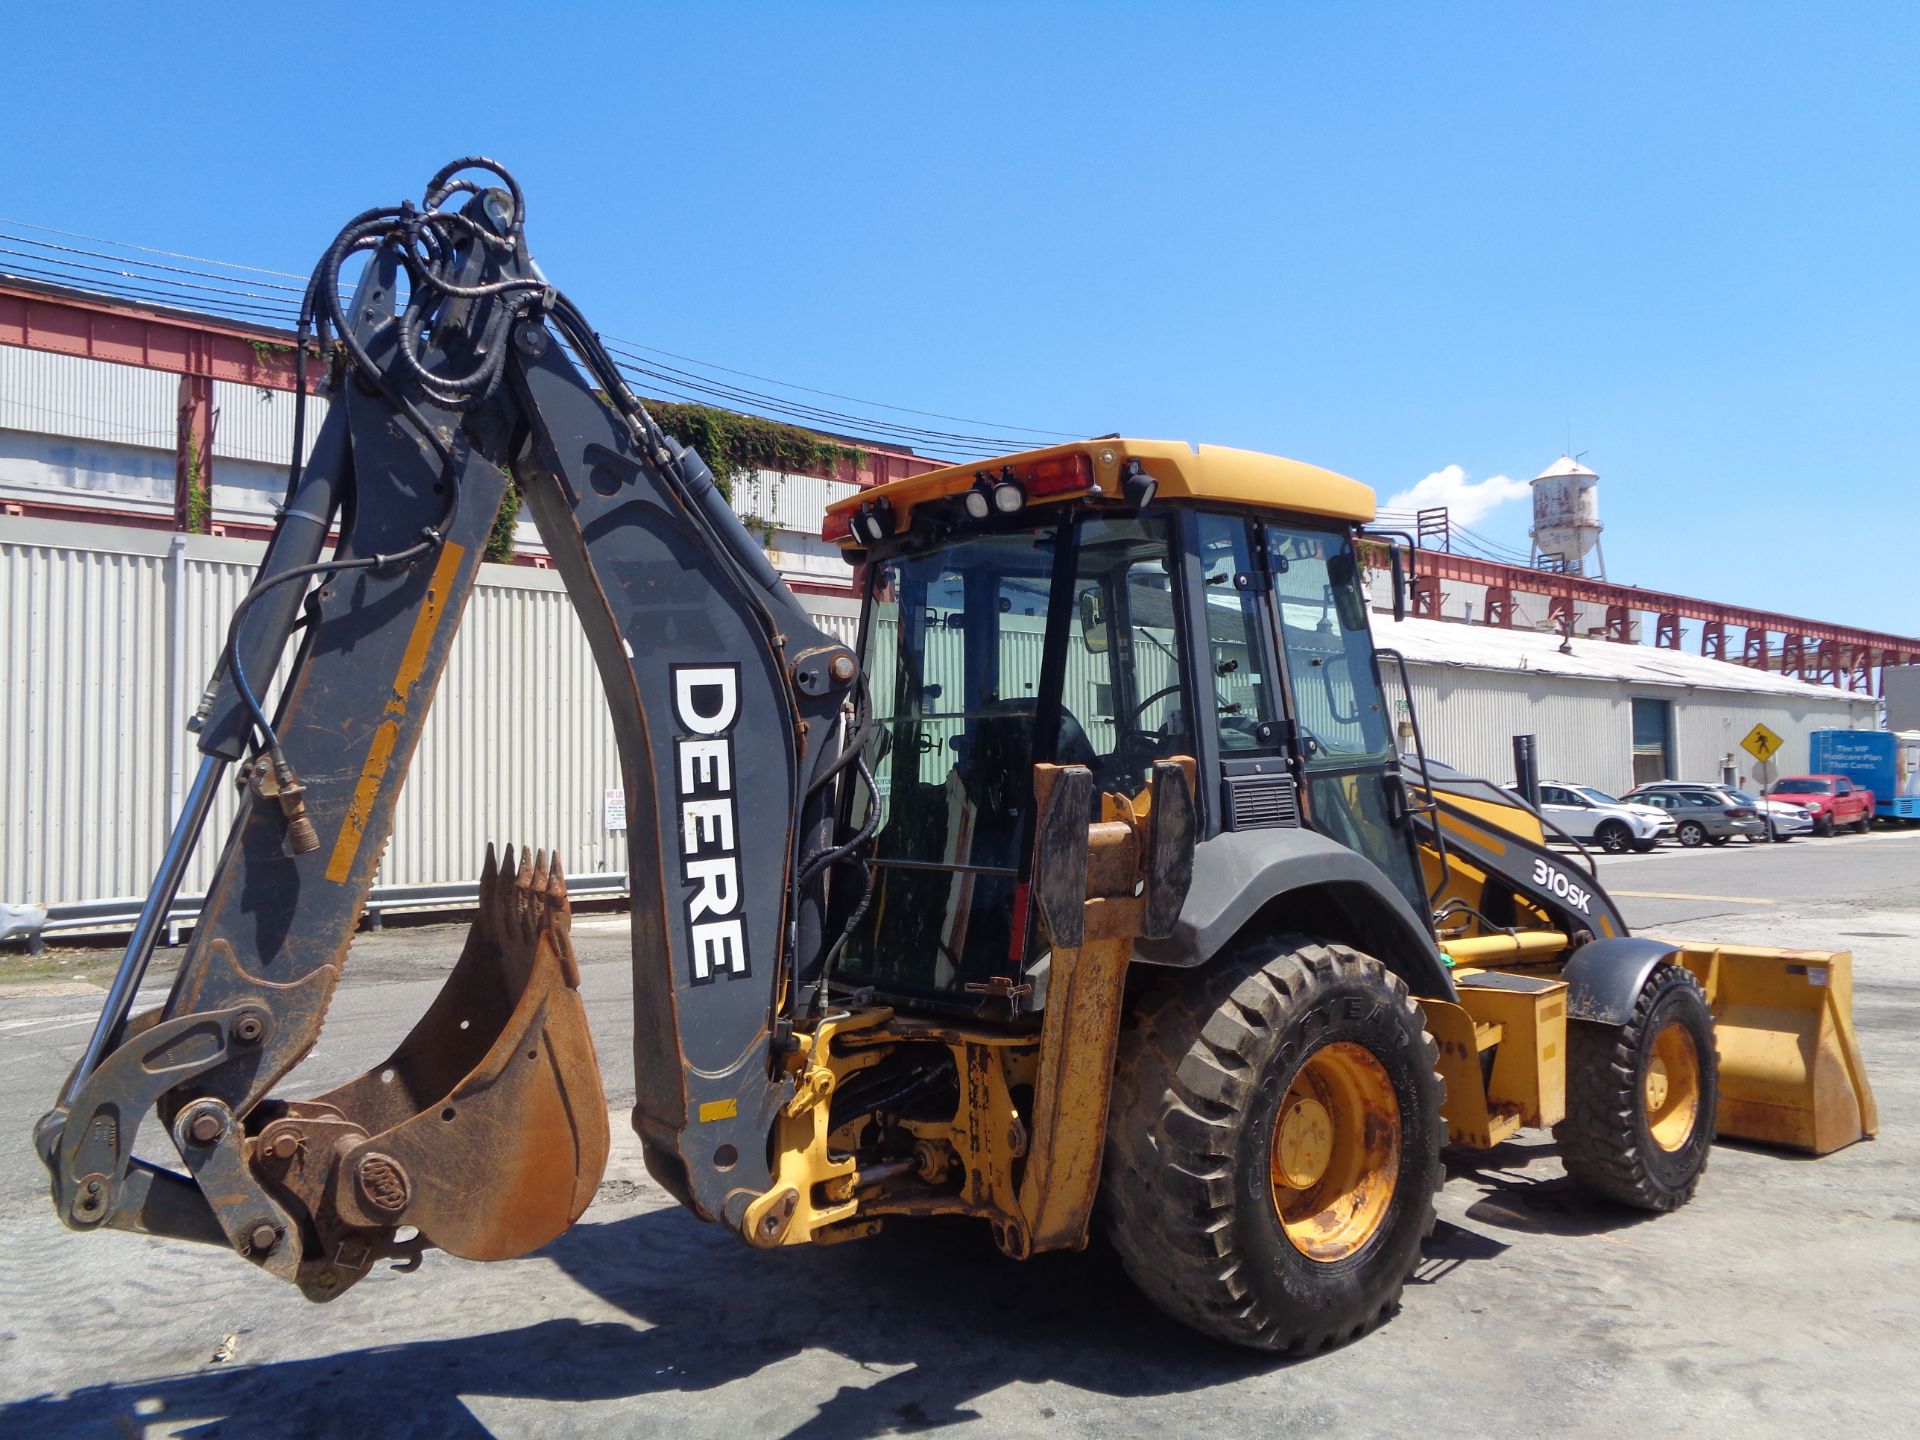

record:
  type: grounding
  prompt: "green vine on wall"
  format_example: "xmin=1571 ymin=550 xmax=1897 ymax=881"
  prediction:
xmin=482 ymin=402 xmax=864 ymax=563
xmin=486 ymin=478 xmax=523 ymax=563
xmin=646 ymin=400 xmax=865 ymax=499
xmin=184 ymin=433 xmax=211 ymax=534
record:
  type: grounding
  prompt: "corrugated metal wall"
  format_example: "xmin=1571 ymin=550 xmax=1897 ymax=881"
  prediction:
xmin=1382 ymin=663 xmax=1873 ymax=796
xmin=1 ymin=527 xmax=171 ymax=906
xmin=209 ymin=381 xmax=330 ymax=466
xmin=0 ymin=348 xmax=175 ymax=449
xmin=0 ymin=515 xmax=1880 ymax=918
xmin=3 ymin=517 xmax=627 ymax=915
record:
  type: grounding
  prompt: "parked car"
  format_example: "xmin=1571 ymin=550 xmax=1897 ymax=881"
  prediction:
xmin=1747 ymin=791 xmax=1815 ymax=841
xmin=1513 ymin=780 xmax=1676 ymax=853
xmin=1768 ymin=774 xmax=1876 ymax=836
xmin=1621 ymin=785 xmax=1767 ymax=847
xmin=1632 ymin=780 xmax=1813 ymax=842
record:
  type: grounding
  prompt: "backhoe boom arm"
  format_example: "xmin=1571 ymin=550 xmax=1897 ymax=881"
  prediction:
xmin=36 ymin=161 xmax=859 ymax=1296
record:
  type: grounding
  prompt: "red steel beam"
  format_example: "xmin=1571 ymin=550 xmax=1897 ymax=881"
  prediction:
xmin=1416 ymin=547 xmax=1920 ymax=656
xmin=0 ymin=278 xmax=320 ymax=392
xmin=0 ymin=279 xmax=945 ymax=487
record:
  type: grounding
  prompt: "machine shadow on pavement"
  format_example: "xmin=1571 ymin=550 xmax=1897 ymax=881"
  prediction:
xmin=0 ymin=1206 xmax=1280 ymax=1440
xmin=1441 ymin=1137 xmax=1662 ymax=1240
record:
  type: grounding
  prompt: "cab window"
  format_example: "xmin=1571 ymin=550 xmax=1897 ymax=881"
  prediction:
xmin=1194 ymin=513 xmax=1281 ymax=751
xmin=1266 ymin=525 xmax=1393 ymax=762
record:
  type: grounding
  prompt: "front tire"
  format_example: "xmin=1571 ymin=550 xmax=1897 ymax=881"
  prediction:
xmin=1103 ymin=939 xmax=1444 ymax=1353
xmin=1708 ymin=834 xmax=1730 ymax=846
xmin=1595 ymin=820 xmax=1631 ymax=854
xmin=1815 ymin=813 xmax=1836 ymax=837
xmin=1676 ymin=820 xmax=1708 ymax=847
xmin=1557 ymin=964 xmax=1717 ymax=1211
xmin=1630 ymin=838 xmax=1660 ymax=853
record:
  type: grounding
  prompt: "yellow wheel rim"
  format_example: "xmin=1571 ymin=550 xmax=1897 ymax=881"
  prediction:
xmin=1645 ymin=1020 xmax=1702 ymax=1152
xmin=1269 ymin=1041 xmax=1400 ymax=1261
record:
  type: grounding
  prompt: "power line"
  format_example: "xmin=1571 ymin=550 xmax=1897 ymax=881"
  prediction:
xmin=0 ymin=217 xmax=1079 ymax=460
xmin=0 ymin=230 xmax=307 ymax=297
xmin=602 ymin=335 xmax=1078 ymax=439
xmin=0 ymin=242 xmax=304 ymax=313
xmin=0 ymin=216 xmax=309 ymax=280
xmin=606 ymin=348 xmax=1052 ymax=455
xmin=0 ymin=259 xmax=297 ymax=326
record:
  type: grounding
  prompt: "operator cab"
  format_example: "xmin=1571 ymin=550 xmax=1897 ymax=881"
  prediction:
xmin=823 ymin=440 xmax=1426 ymax=1012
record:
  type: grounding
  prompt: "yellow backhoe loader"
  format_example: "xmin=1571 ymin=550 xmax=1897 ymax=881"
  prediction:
xmin=36 ymin=160 xmax=1876 ymax=1356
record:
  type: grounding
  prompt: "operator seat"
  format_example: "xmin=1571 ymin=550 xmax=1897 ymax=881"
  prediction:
xmin=958 ymin=698 xmax=1099 ymax=868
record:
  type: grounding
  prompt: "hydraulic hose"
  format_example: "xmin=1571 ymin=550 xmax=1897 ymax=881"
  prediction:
xmin=218 ymin=159 xmax=538 ymax=760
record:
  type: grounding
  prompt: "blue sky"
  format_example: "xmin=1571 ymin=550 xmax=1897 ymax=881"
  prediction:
xmin=4 ymin=3 xmax=1915 ymax=633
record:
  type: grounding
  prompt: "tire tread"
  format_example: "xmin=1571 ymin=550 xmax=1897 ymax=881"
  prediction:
xmin=1103 ymin=939 xmax=1444 ymax=1353
xmin=1556 ymin=963 xmax=1715 ymax=1211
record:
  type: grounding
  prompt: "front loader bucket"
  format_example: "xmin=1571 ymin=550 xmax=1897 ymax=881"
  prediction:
xmin=1676 ymin=943 xmax=1878 ymax=1155
xmin=265 ymin=845 xmax=609 ymax=1271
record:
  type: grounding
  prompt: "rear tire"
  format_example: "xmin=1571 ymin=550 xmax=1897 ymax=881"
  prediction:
xmin=1595 ymin=820 xmax=1631 ymax=854
xmin=1557 ymin=964 xmax=1717 ymax=1212
xmin=1103 ymin=939 xmax=1444 ymax=1353
xmin=1707 ymin=834 xmax=1730 ymax=846
xmin=1677 ymin=820 xmax=1708 ymax=847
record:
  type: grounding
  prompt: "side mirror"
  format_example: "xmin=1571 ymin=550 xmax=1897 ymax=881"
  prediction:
xmin=1390 ymin=545 xmax=1406 ymax=623
xmin=1078 ymin=590 xmax=1110 ymax=654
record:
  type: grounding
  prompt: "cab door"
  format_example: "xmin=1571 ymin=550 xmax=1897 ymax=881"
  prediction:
xmin=1258 ymin=520 xmax=1430 ymax=917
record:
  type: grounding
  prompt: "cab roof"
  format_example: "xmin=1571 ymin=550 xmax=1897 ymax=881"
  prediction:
xmin=824 ymin=437 xmax=1375 ymax=545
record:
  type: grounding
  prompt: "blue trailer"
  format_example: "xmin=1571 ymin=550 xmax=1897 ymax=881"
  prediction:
xmin=1808 ymin=729 xmax=1920 ymax=821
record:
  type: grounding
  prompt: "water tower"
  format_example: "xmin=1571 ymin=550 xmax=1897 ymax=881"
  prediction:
xmin=1529 ymin=455 xmax=1605 ymax=578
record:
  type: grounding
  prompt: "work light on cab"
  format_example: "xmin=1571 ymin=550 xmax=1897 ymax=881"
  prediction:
xmin=992 ymin=468 xmax=1026 ymax=514
xmin=964 ymin=474 xmax=996 ymax=519
xmin=851 ymin=497 xmax=895 ymax=544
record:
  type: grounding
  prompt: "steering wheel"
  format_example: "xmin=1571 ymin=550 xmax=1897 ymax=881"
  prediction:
xmin=1106 ymin=682 xmax=1183 ymax=777
xmin=1126 ymin=682 xmax=1183 ymax=732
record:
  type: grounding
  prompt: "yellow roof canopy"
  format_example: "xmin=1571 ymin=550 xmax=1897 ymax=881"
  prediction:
xmin=824 ymin=438 xmax=1375 ymax=545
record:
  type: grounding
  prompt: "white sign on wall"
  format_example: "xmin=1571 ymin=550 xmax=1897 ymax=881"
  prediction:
xmin=604 ymin=788 xmax=626 ymax=831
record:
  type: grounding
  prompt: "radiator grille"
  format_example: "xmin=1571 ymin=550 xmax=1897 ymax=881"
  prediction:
xmin=1223 ymin=774 xmax=1300 ymax=830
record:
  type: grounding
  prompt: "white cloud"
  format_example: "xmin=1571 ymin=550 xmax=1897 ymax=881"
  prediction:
xmin=1384 ymin=464 xmax=1529 ymax=527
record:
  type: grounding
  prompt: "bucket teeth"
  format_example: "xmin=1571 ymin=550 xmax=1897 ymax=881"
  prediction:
xmin=470 ymin=842 xmax=576 ymax=963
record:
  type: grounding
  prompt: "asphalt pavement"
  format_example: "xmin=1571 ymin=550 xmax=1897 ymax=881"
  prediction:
xmin=1 ymin=829 xmax=1916 ymax=1438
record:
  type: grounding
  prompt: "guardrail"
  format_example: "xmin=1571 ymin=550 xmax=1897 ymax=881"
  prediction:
xmin=26 ymin=872 xmax=631 ymax=948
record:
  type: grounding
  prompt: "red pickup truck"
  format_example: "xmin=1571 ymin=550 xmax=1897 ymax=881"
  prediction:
xmin=1768 ymin=774 xmax=1876 ymax=835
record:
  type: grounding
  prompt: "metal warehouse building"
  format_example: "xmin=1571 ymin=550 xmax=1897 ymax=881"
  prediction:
xmin=1 ymin=516 xmax=1879 ymax=932
xmin=1379 ymin=614 xmax=1876 ymax=796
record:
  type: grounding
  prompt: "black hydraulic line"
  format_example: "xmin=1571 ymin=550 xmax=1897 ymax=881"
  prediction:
xmin=219 ymin=539 xmax=437 ymax=759
xmin=213 ymin=159 xmax=549 ymax=762
xmin=798 ymin=756 xmax=883 ymax=890
xmin=810 ymin=759 xmax=884 ymax=1013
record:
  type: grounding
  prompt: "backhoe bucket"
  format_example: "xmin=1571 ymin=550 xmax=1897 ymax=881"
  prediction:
xmin=264 ymin=845 xmax=609 ymax=1268
xmin=1675 ymin=943 xmax=1878 ymax=1155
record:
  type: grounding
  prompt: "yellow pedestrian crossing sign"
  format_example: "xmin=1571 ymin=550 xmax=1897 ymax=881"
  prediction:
xmin=1741 ymin=723 xmax=1784 ymax=764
